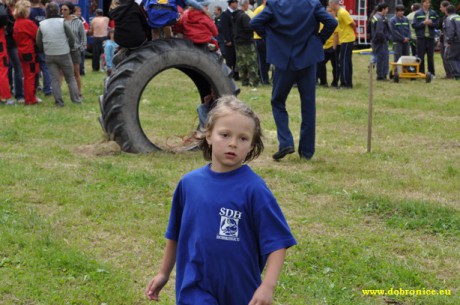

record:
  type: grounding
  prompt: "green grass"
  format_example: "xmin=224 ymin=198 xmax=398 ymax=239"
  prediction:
xmin=0 ymin=53 xmax=459 ymax=305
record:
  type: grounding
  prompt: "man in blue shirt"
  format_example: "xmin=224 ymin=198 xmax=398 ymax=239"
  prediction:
xmin=390 ymin=4 xmax=411 ymax=62
xmin=412 ymin=0 xmax=439 ymax=75
xmin=250 ymin=0 xmax=337 ymax=161
xmin=371 ymin=3 xmax=391 ymax=80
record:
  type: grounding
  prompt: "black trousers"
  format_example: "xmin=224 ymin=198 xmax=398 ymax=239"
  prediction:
xmin=92 ymin=37 xmax=106 ymax=72
xmin=223 ymin=44 xmax=238 ymax=78
xmin=416 ymin=37 xmax=435 ymax=75
xmin=317 ymin=46 xmax=339 ymax=86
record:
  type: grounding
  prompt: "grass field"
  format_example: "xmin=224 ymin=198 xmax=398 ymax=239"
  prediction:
xmin=0 ymin=52 xmax=459 ymax=305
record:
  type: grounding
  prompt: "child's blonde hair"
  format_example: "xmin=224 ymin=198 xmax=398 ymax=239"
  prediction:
xmin=13 ymin=0 xmax=31 ymax=18
xmin=199 ymin=95 xmax=264 ymax=163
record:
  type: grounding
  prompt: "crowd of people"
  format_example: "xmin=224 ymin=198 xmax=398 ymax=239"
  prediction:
xmin=369 ymin=0 xmax=460 ymax=81
xmin=0 ymin=0 xmax=90 ymax=106
xmin=2 ymin=0 xmax=459 ymax=107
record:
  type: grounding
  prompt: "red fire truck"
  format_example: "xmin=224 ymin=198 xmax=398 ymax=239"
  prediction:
xmin=339 ymin=0 xmax=403 ymax=46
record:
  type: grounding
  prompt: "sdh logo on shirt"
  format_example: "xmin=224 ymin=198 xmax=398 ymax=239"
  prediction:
xmin=216 ymin=207 xmax=242 ymax=242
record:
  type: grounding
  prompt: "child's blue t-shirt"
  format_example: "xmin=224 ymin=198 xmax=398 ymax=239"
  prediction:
xmin=165 ymin=164 xmax=297 ymax=305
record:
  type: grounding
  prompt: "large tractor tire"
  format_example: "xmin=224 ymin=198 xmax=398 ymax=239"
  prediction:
xmin=99 ymin=39 xmax=238 ymax=153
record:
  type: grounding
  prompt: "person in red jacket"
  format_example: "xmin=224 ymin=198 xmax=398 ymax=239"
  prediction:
xmin=13 ymin=0 xmax=38 ymax=105
xmin=180 ymin=0 xmax=219 ymax=52
xmin=0 ymin=26 xmax=14 ymax=105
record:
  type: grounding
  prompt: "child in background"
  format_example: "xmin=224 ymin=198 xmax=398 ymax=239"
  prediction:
xmin=144 ymin=0 xmax=186 ymax=39
xmin=13 ymin=0 xmax=38 ymax=105
xmin=109 ymin=0 xmax=151 ymax=49
xmin=145 ymin=96 xmax=296 ymax=305
xmin=317 ymin=6 xmax=339 ymax=88
xmin=390 ymin=4 xmax=410 ymax=63
xmin=103 ymin=28 xmax=118 ymax=76
xmin=179 ymin=0 xmax=219 ymax=51
xmin=196 ymin=87 xmax=216 ymax=130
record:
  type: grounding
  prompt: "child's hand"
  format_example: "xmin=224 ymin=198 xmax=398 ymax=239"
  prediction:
xmin=203 ymin=94 xmax=213 ymax=106
xmin=145 ymin=273 xmax=169 ymax=301
xmin=248 ymin=283 xmax=274 ymax=305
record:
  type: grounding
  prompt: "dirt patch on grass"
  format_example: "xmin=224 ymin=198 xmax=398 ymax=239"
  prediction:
xmin=74 ymin=141 xmax=121 ymax=157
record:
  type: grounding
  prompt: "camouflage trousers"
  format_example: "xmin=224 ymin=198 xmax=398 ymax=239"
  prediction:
xmin=235 ymin=43 xmax=259 ymax=87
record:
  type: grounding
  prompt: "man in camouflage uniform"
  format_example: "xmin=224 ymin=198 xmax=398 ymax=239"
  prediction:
xmin=233 ymin=0 xmax=259 ymax=87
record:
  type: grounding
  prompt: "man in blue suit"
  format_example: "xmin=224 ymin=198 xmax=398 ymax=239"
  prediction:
xmin=250 ymin=0 xmax=337 ymax=160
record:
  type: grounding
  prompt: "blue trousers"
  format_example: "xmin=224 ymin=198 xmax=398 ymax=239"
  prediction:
xmin=372 ymin=41 xmax=389 ymax=79
xmin=393 ymin=41 xmax=410 ymax=63
xmin=35 ymin=52 xmax=52 ymax=95
xmin=271 ymin=65 xmax=316 ymax=159
xmin=255 ymin=39 xmax=270 ymax=84
xmin=7 ymin=47 xmax=24 ymax=99
xmin=445 ymin=43 xmax=460 ymax=78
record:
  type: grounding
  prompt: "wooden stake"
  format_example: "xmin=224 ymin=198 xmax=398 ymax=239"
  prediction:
xmin=367 ymin=62 xmax=373 ymax=153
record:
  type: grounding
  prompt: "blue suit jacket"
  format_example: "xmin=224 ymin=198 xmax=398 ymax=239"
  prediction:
xmin=250 ymin=0 xmax=337 ymax=71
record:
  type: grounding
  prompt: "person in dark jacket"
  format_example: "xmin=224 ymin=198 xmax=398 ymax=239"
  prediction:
xmin=213 ymin=5 xmax=225 ymax=56
xmin=233 ymin=0 xmax=258 ymax=87
xmin=4 ymin=0 xmax=24 ymax=103
xmin=412 ymin=0 xmax=439 ymax=75
xmin=439 ymin=1 xmax=453 ymax=78
xmin=30 ymin=0 xmax=51 ymax=97
xmin=390 ymin=4 xmax=410 ymax=62
xmin=220 ymin=0 xmax=239 ymax=80
xmin=109 ymin=0 xmax=150 ymax=49
xmin=371 ymin=3 xmax=390 ymax=80
xmin=251 ymin=0 xmax=337 ymax=161
xmin=443 ymin=4 xmax=460 ymax=79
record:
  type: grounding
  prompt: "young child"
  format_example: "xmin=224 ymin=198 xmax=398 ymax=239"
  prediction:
xmin=317 ymin=6 xmax=339 ymax=88
xmin=144 ymin=0 xmax=186 ymax=39
xmin=103 ymin=28 xmax=118 ymax=76
xmin=179 ymin=0 xmax=219 ymax=51
xmin=12 ymin=0 xmax=38 ymax=105
xmin=145 ymin=96 xmax=296 ymax=304
xmin=109 ymin=0 xmax=151 ymax=49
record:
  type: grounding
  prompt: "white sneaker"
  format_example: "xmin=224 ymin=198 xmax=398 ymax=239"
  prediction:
xmin=36 ymin=96 xmax=43 ymax=103
xmin=5 ymin=98 xmax=15 ymax=105
xmin=17 ymin=98 xmax=25 ymax=104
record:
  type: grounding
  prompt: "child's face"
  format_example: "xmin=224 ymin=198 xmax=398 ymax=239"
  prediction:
xmin=206 ymin=112 xmax=255 ymax=173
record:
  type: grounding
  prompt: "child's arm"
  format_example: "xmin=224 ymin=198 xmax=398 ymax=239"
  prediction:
xmin=248 ymin=248 xmax=286 ymax=305
xmin=145 ymin=239 xmax=177 ymax=301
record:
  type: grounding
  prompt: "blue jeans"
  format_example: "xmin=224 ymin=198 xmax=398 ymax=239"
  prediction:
xmin=271 ymin=65 xmax=316 ymax=159
xmin=197 ymin=103 xmax=210 ymax=129
xmin=103 ymin=40 xmax=118 ymax=69
xmin=35 ymin=52 xmax=52 ymax=95
xmin=7 ymin=47 xmax=24 ymax=99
